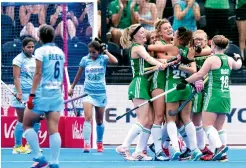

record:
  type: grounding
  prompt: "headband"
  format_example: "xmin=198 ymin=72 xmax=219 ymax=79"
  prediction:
xmin=130 ymin=25 xmax=142 ymax=40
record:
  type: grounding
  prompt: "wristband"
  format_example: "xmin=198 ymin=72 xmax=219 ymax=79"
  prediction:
xmin=29 ymin=94 xmax=36 ymax=97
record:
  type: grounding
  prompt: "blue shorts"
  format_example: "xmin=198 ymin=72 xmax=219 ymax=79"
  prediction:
xmin=82 ymin=94 xmax=107 ymax=107
xmin=32 ymin=96 xmax=64 ymax=115
xmin=11 ymin=93 xmax=28 ymax=108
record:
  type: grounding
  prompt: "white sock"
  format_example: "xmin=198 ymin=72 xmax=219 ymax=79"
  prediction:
xmin=205 ymin=126 xmax=222 ymax=149
xmin=151 ymin=124 xmax=162 ymax=154
xmin=196 ymin=125 xmax=205 ymax=150
xmin=218 ymin=130 xmax=227 ymax=145
xmin=162 ymin=123 xmax=170 ymax=149
xmin=135 ymin=127 xmax=151 ymax=153
xmin=122 ymin=123 xmax=142 ymax=148
xmin=167 ymin=122 xmax=179 ymax=150
xmin=185 ymin=122 xmax=197 ymax=151
xmin=178 ymin=125 xmax=190 ymax=149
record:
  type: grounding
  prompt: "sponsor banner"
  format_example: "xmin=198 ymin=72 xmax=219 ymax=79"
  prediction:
xmin=63 ymin=117 xmax=93 ymax=148
xmin=1 ymin=116 xmax=91 ymax=148
xmin=1 ymin=116 xmax=49 ymax=147
xmin=103 ymin=85 xmax=246 ymax=145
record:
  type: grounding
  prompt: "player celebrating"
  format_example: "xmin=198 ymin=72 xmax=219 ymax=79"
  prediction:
xmin=68 ymin=40 xmax=118 ymax=153
xmin=177 ymin=35 xmax=242 ymax=161
xmin=116 ymin=24 xmax=167 ymax=161
xmin=11 ymin=37 xmax=41 ymax=154
xmin=23 ymin=25 xmax=65 ymax=168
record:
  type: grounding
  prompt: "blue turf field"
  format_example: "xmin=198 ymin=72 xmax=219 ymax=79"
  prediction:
xmin=1 ymin=147 xmax=246 ymax=168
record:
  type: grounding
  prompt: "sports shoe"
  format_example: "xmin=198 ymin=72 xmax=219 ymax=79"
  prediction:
xmin=25 ymin=143 xmax=43 ymax=153
xmin=49 ymin=164 xmax=59 ymax=168
xmin=149 ymin=143 xmax=155 ymax=153
xmin=212 ymin=145 xmax=228 ymax=161
xmin=200 ymin=146 xmax=210 ymax=155
xmin=162 ymin=147 xmax=170 ymax=157
xmin=180 ymin=148 xmax=191 ymax=160
xmin=170 ymin=147 xmax=181 ymax=161
xmin=12 ymin=145 xmax=30 ymax=154
xmin=218 ymin=153 xmax=228 ymax=162
xmin=83 ymin=143 xmax=91 ymax=153
xmin=97 ymin=142 xmax=104 ymax=152
xmin=155 ymin=151 xmax=169 ymax=161
xmin=190 ymin=148 xmax=202 ymax=161
xmin=200 ymin=150 xmax=214 ymax=161
xmin=30 ymin=156 xmax=48 ymax=168
xmin=132 ymin=151 xmax=152 ymax=161
xmin=115 ymin=145 xmax=136 ymax=161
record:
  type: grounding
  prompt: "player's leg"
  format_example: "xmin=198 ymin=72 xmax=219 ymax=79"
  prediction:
xmin=95 ymin=106 xmax=105 ymax=152
xmin=180 ymin=101 xmax=202 ymax=161
xmin=13 ymin=108 xmax=30 ymax=154
xmin=165 ymin=102 xmax=181 ymax=160
xmin=82 ymin=101 xmax=94 ymax=153
xmin=132 ymin=99 xmax=152 ymax=161
xmin=151 ymin=89 xmax=168 ymax=161
xmin=45 ymin=111 xmax=61 ymax=168
xmin=214 ymin=114 xmax=228 ymax=162
xmin=23 ymin=108 xmax=48 ymax=168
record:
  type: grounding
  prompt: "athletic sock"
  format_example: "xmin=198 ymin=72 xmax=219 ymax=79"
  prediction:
xmin=122 ymin=123 xmax=142 ymax=148
xmin=185 ymin=122 xmax=197 ymax=151
xmin=205 ymin=126 xmax=222 ymax=149
xmin=14 ymin=121 xmax=23 ymax=147
xmin=83 ymin=121 xmax=91 ymax=145
xmin=151 ymin=124 xmax=162 ymax=154
xmin=49 ymin=133 xmax=61 ymax=164
xmin=96 ymin=123 xmax=104 ymax=143
xmin=135 ymin=127 xmax=151 ymax=153
xmin=196 ymin=125 xmax=205 ymax=150
xmin=178 ymin=125 xmax=190 ymax=149
xmin=167 ymin=122 xmax=179 ymax=150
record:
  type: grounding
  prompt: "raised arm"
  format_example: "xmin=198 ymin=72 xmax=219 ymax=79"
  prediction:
xmin=185 ymin=56 xmax=212 ymax=83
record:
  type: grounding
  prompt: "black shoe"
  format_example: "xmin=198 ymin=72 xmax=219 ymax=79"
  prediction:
xmin=180 ymin=148 xmax=191 ymax=160
xmin=149 ymin=143 xmax=155 ymax=153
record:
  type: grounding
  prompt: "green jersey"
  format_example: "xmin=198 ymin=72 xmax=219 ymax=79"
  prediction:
xmin=205 ymin=0 xmax=229 ymax=9
xmin=236 ymin=0 xmax=246 ymax=9
xmin=195 ymin=55 xmax=210 ymax=70
xmin=203 ymin=54 xmax=231 ymax=113
xmin=150 ymin=39 xmax=167 ymax=92
xmin=165 ymin=46 xmax=192 ymax=103
xmin=128 ymin=43 xmax=151 ymax=100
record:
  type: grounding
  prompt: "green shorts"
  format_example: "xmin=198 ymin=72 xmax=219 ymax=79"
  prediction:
xmin=165 ymin=79 xmax=192 ymax=103
xmin=192 ymin=92 xmax=204 ymax=113
xmin=128 ymin=76 xmax=151 ymax=100
xmin=150 ymin=70 xmax=166 ymax=92
xmin=203 ymin=94 xmax=231 ymax=114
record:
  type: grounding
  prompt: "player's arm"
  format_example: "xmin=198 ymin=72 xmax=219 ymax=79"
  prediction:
xmin=195 ymin=46 xmax=211 ymax=56
xmin=136 ymin=45 xmax=166 ymax=68
xmin=179 ymin=48 xmax=197 ymax=74
xmin=147 ymin=44 xmax=178 ymax=54
xmin=30 ymin=60 xmax=42 ymax=94
xmin=71 ymin=67 xmax=83 ymax=89
xmin=230 ymin=54 xmax=242 ymax=70
xmin=185 ymin=56 xmax=212 ymax=83
xmin=13 ymin=65 xmax=22 ymax=99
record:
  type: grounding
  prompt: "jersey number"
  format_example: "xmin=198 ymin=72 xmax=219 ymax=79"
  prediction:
xmin=54 ymin=61 xmax=60 ymax=79
xmin=220 ymin=76 xmax=229 ymax=90
xmin=173 ymin=70 xmax=186 ymax=79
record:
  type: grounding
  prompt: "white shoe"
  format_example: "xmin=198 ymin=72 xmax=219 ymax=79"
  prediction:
xmin=132 ymin=151 xmax=153 ymax=161
xmin=116 ymin=145 xmax=136 ymax=161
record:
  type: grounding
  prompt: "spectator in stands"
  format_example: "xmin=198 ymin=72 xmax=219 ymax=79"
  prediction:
xmin=156 ymin=0 xmax=178 ymax=19
xmin=19 ymin=4 xmax=46 ymax=41
xmin=131 ymin=0 xmax=157 ymax=31
xmin=235 ymin=0 xmax=246 ymax=60
xmin=49 ymin=4 xmax=77 ymax=40
xmin=1 ymin=6 xmax=15 ymax=44
xmin=204 ymin=0 xmax=230 ymax=39
xmin=108 ymin=0 xmax=138 ymax=47
xmin=172 ymin=0 xmax=201 ymax=32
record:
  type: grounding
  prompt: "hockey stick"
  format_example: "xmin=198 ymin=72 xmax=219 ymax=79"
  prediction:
xmin=64 ymin=67 xmax=78 ymax=116
xmin=64 ymin=93 xmax=88 ymax=104
xmin=1 ymin=80 xmax=25 ymax=106
xmin=116 ymin=87 xmax=176 ymax=121
xmin=168 ymin=77 xmax=209 ymax=116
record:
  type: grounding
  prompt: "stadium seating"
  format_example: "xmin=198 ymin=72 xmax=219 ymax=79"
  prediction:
xmin=224 ymin=43 xmax=241 ymax=57
xmin=108 ymin=42 xmax=123 ymax=65
xmin=1 ymin=14 xmax=14 ymax=44
xmin=122 ymin=48 xmax=130 ymax=66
